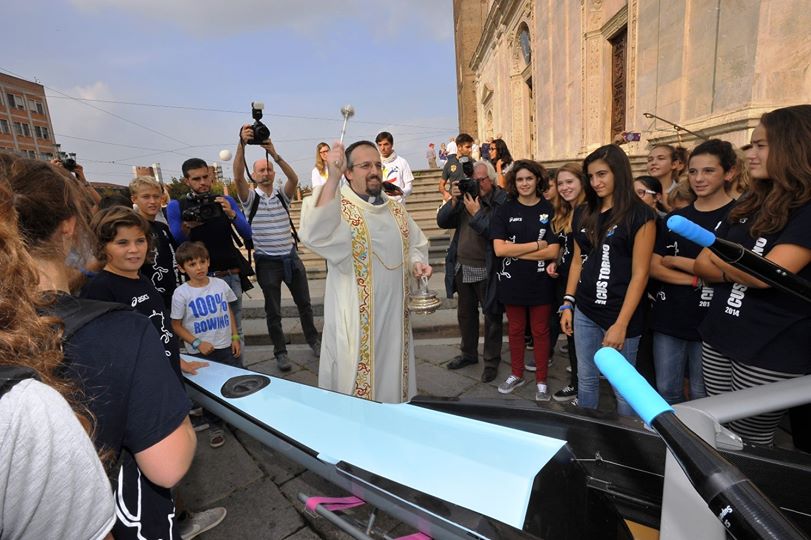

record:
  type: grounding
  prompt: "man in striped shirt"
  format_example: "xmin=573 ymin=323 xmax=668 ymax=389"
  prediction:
xmin=233 ymin=125 xmax=320 ymax=372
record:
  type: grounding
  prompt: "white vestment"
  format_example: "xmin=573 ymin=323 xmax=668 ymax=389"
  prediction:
xmin=300 ymin=185 xmax=429 ymax=403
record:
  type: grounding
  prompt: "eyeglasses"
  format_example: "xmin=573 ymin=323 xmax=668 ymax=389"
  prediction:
xmin=635 ymin=189 xmax=657 ymax=197
xmin=319 ymin=149 xmax=329 ymax=154
xmin=350 ymin=161 xmax=383 ymax=171
xmin=472 ymin=176 xmax=489 ymax=182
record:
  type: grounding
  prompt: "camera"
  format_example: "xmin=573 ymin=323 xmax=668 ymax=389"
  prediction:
xmin=182 ymin=193 xmax=225 ymax=222
xmin=246 ymin=101 xmax=270 ymax=145
xmin=455 ymin=156 xmax=478 ymax=198
xmin=59 ymin=151 xmax=77 ymax=172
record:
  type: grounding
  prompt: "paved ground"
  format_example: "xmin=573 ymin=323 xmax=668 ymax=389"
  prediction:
xmin=177 ymin=336 xmax=604 ymax=539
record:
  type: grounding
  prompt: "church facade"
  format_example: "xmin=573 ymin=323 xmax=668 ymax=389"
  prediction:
xmin=453 ymin=0 xmax=811 ymax=167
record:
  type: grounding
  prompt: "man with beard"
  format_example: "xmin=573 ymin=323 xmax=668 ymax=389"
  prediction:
xmin=232 ymin=125 xmax=321 ymax=372
xmin=300 ymin=141 xmax=431 ymax=403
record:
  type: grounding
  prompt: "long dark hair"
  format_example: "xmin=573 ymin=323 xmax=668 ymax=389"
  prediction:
xmin=729 ymin=105 xmax=811 ymax=236
xmin=635 ymin=175 xmax=667 ymax=214
xmin=492 ymin=138 xmax=513 ymax=167
xmin=581 ymin=144 xmax=652 ymax=246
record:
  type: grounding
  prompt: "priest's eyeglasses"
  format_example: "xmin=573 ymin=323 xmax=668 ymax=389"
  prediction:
xmin=351 ymin=161 xmax=383 ymax=171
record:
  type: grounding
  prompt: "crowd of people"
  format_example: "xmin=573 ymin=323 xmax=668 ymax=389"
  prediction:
xmin=0 ymin=103 xmax=810 ymax=538
xmin=437 ymin=105 xmax=811 ymax=450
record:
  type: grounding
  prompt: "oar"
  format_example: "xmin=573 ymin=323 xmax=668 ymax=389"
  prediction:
xmin=595 ymin=347 xmax=807 ymax=540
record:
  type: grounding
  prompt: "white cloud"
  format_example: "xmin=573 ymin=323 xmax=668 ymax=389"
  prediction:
xmin=69 ymin=0 xmax=451 ymax=41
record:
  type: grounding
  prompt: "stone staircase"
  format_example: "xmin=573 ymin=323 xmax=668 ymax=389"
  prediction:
xmin=289 ymin=168 xmax=451 ymax=278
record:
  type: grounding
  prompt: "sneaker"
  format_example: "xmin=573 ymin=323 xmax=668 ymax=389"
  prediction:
xmin=179 ymin=507 xmax=227 ymax=540
xmin=309 ymin=339 xmax=321 ymax=358
xmin=570 ymin=397 xmax=579 ymax=407
xmin=535 ymin=384 xmax=551 ymax=402
xmin=498 ymin=375 xmax=526 ymax=394
xmin=189 ymin=406 xmax=203 ymax=417
xmin=191 ymin=416 xmax=209 ymax=432
xmin=276 ymin=353 xmax=292 ymax=372
xmin=209 ymin=428 xmax=225 ymax=449
xmin=553 ymin=385 xmax=577 ymax=402
xmin=525 ymin=336 xmax=534 ymax=350
xmin=525 ymin=357 xmax=536 ymax=372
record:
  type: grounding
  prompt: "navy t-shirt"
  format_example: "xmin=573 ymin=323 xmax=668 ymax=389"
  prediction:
xmin=700 ymin=201 xmax=811 ymax=373
xmin=490 ymin=198 xmax=555 ymax=306
xmin=142 ymin=220 xmax=181 ymax=309
xmin=650 ymin=201 xmax=735 ymax=341
xmin=573 ymin=204 xmax=655 ymax=336
xmin=81 ymin=270 xmax=182 ymax=380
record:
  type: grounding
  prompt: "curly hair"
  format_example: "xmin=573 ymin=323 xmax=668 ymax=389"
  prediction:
xmin=504 ymin=159 xmax=548 ymax=199
xmin=89 ymin=206 xmax=154 ymax=267
xmin=550 ymin=162 xmax=585 ymax=234
xmin=0 ymin=163 xmax=93 ymax=436
xmin=730 ymin=105 xmax=811 ymax=236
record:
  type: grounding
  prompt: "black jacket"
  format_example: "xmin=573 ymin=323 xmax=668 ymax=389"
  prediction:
xmin=436 ymin=187 xmax=508 ymax=316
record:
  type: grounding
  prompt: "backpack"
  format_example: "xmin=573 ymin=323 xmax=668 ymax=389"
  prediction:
xmin=0 ymin=365 xmax=39 ymax=399
xmin=245 ymin=189 xmax=300 ymax=265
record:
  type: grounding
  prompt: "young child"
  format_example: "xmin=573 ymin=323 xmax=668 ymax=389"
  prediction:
xmin=130 ymin=175 xmax=181 ymax=308
xmin=172 ymin=241 xmax=242 ymax=367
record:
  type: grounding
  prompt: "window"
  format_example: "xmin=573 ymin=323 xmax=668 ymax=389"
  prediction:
xmin=609 ymin=28 xmax=628 ymax=140
xmin=26 ymin=150 xmax=36 ymax=159
xmin=8 ymin=94 xmax=25 ymax=110
xmin=0 ymin=120 xmax=8 ymax=134
xmin=41 ymin=152 xmax=53 ymax=160
xmin=36 ymin=102 xmax=44 ymax=115
xmin=34 ymin=125 xmax=49 ymax=139
xmin=14 ymin=122 xmax=31 ymax=137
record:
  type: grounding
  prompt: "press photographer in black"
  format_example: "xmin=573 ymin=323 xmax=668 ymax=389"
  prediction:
xmin=437 ymin=159 xmax=507 ymax=383
xmin=166 ymin=158 xmax=253 ymax=345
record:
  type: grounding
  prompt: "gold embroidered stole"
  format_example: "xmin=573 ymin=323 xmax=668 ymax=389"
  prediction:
xmin=340 ymin=196 xmax=410 ymax=401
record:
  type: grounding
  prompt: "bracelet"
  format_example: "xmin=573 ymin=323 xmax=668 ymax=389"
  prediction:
xmin=231 ymin=334 xmax=240 ymax=342
xmin=563 ymin=294 xmax=576 ymax=305
xmin=557 ymin=304 xmax=573 ymax=314
xmin=192 ymin=338 xmax=202 ymax=349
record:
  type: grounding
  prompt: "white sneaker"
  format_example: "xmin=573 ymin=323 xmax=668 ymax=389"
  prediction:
xmin=535 ymin=384 xmax=551 ymax=402
xmin=498 ymin=375 xmax=526 ymax=394
xmin=179 ymin=507 xmax=227 ymax=540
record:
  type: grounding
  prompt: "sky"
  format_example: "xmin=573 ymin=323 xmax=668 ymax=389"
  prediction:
xmin=1 ymin=1 xmax=459 ymax=186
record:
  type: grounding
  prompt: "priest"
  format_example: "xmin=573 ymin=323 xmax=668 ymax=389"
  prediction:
xmin=300 ymin=140 xmax=431 ymax=403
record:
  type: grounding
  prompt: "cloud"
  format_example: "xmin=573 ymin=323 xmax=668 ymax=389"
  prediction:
xmin=69 ymin=0 xmax=451 ymax=41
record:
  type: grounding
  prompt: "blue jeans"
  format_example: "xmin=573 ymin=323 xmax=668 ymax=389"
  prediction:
xmin=220 ymin=273 xmax=243 ymax=348
xmin=653 ymin=332 xmax=705 ymax=404
xmin=574 ymin=308 xmax=640 ymax=416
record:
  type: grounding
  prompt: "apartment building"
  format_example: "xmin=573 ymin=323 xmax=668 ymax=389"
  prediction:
xmin=0 ymin=72 xmax=58 ymax=160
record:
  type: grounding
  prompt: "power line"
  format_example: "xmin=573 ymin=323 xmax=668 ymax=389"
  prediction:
xmin=44 ymin=95 xmax=457 ymax=131
xmin=0 ymin=66 xmax=193 ymax=149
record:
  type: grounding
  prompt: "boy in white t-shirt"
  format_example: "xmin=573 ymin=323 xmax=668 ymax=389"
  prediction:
xmin=171 ymin=241 xmax=242 ymax=367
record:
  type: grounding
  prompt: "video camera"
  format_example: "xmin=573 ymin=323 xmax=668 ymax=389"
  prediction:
xmin=246 ymin=101 xmax=270 ymax=145
xmin=455 ymin=157 xmax=478 ymax=198
xmin=182 ymin=193 xmax=225 ymax=223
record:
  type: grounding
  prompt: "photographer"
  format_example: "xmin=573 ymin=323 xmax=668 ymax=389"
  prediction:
xmin=50 ymin=158 xmax=101 ymax=208
xmin=233 ymin=125 xmax=320 ymax=372
xmin=166 ymin=158 xmax=252 ymax=345
xmin=437 ymin=159 xmax=507 ymax=383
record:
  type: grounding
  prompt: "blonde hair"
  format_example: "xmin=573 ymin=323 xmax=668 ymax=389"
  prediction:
xmin=129 ymin=175 xmax=162 ymax=196
xmin=667 ymin=178 xmax=696 ymax=210
xmin=550 ymin=162 xmax=585 ymax=234
xmin=314 ymin=142 xmax=330 ymax=175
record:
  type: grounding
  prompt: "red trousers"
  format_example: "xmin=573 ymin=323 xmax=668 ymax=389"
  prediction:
xmin=505 ymin=304 xmax=551 ymax=382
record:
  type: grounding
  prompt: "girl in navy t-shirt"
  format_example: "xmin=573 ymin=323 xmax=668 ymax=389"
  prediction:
xmin=649 ymin=139 xmax=736 ymax=405
xmin=545 ymin=163 xmax=586 ymax=401
xmin=696 ymin=105 xmax=811 ymax=446
xmin=491 ymin=160 xmax=559 ymax=401
xmin=560 ymin=145 xmax=656 ymax=416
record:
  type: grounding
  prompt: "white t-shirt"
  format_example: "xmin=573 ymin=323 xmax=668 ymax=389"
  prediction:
xmin=311 ymin=166 xmax=328 ymax=188
xmin=171 ymin=277 xmax=237 ymax=352
xmin=381 ymin=153 xmax=414 ymax=201
xmin=0 ymin=379 xmax=115 ymax=540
